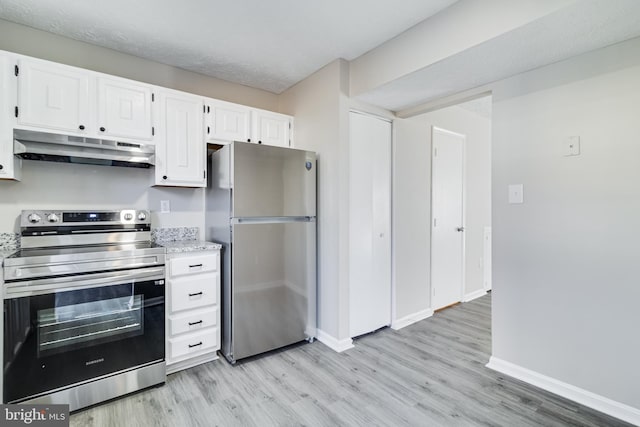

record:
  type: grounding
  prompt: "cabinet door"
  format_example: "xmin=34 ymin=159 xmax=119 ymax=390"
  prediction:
xmin=0 ymin=53 xmax=19 ymax=180
xmin=156 ymin=90 xmax=205 ymax=187
xmin=17 ymin=58 xmax=90 ymax=134
xmin=206 ymin=100 xmax=250 ymax=143
xmin=97 ymin=77 xmax=153 ymax=140
xmin=252 ymin=110 xmax=291 ymax=147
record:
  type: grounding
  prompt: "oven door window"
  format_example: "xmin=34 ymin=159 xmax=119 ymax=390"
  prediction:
xmin=37 ymin=294 xmax=143 ymax=358
xmin=3 ymin=278 xmax=164 ymax=404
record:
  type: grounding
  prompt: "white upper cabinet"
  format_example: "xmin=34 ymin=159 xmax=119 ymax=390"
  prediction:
xmin=155 ymin=89 xmax=205 ymax=187
xmin=16 ymin=57 xmax=154 ymax=143
xmin=0 ymin=52 xmax=20 ymax=180
xmin=97 ymin=77 xmax=153 ymax=140
xmin=205 ymin=99 xmax=250 ymax=143
xmin=251 ymin=109 xmax=292 ymax=147
xmin=17 ymin=58 xmax=90 ymax=134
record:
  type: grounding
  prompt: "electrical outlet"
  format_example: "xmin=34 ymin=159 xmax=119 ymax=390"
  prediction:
xmin=160 ymin=200 xmax=170 ymax=213
xmin=564 ymin=136 xmax=581 ymax=156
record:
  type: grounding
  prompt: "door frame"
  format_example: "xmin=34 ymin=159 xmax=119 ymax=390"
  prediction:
xmin=430 ymin=126 xmax=467 ymax=310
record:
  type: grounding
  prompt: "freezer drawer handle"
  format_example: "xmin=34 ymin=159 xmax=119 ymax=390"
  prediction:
xmin=188 ymin=291 xmax=203 ymax=297
xmin=188 ymin=320 xmax=203 ymax=326
xmin=188 ymin=342 xmax=203 ymax=348
xmin=189 ymin=264 xmax=203 ymax=268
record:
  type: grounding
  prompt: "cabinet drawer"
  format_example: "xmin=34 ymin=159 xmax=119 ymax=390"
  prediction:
xmin=168 ymin=329 xmax=218 ymax=360
xmin=169 ymin=253 xmax=218 ymax=277
xmin=169 ymin=307 xmax=218 ymax=336
xmin=170 ymin=275 xmax=218 ymax=312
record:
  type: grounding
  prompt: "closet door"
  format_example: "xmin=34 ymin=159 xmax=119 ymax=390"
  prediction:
xmin=348 ymin=112 xmax=392 ymax=337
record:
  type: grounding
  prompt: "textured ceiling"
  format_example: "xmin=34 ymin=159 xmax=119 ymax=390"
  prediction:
xmin=356 ymin=0 xmax=640 ymax=112
xmin=0 ymin=0 xmax=457 ymax=93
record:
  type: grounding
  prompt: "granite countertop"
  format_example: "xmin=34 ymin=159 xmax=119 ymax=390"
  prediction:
xmin=158 ymin=240 xmax=222 ymax=254
xmin=0 ymin=248 xmax=18 ymax=261
xmin=151 ymin=227 xmax=221 ymax=254
xmin=0 ymin=233 xmax=19 ymax=261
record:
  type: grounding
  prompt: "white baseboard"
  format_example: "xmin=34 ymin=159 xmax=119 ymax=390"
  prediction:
xmin=487 ymin=357 xmax=640 ymax=426
xmin=316 ymin=329 xmax=354 ymax=353
xmin=166 ymin=352 xmax=219 ymax=375
xmin=463 ymin=289 xmax=487 ymax=302
xmin=391 ymin=308 xmax=434 ymax=330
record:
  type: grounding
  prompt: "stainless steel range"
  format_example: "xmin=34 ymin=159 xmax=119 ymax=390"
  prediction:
xmin=2 ymin=209 xmax=166 ymax=411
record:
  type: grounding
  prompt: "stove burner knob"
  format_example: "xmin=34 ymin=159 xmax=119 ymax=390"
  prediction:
xmin=27 ymin=213 xmax=41 ymax=224
xmin=124 ymin=213 xmax=134 ymax=221
xmin=47 ymin=213 xmax=60 ymax=223
xmin=137 ymin=212 xmax=147 ymax=221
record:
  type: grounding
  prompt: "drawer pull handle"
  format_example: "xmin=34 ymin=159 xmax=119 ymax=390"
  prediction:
xmin=189 ymin=264 xmax=203 ymax=268
xmin=188 ymin=320 xmax=203 ymax=326
xmin=188 ymin=291 xmax=203 ymax=297
xmin=188 ymin=342 xmax=203 ymax=348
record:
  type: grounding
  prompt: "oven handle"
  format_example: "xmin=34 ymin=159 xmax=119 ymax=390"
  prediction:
xmin=3 ymin=266 xmax=165 ymax=299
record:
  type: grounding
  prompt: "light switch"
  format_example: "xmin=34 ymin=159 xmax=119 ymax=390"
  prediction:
xmin=508 ymin=184 xmax=524 ymax=204
xmin=564 ymin=136 xmax=580 ymax=156
xmin=160 ymin=200 xmax=171 ymax=213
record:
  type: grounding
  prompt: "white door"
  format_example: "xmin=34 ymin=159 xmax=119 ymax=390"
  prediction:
xmin=97 ymin=77 xmax=153 ymax=140
xmin=349 ymin=112 xmax=392 ymax=338
xmin=206 ymin=99 xmax=250 ymax=143
xmin=18 ymin=58 xmax=90 ymax=134
xmin=156 ymin=90 xmax=205 ymax=187
xmin=431 ymin=127 xmax=465 ymax=311
xmin=251 ymin=110 xmax=291 ymax=147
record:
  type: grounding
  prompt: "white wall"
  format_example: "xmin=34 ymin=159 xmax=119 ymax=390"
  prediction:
xmin=278 ymin=60 xmax=350 ymax=342
xmin=393 ymin=103 xmax=491 ymax=319
xmin=491 ymin=37 xmax=640 ymax=411
xmin=0 ymin=161 xmax=204 ymax=233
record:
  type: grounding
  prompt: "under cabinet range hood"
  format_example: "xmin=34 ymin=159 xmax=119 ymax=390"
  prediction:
xmin=13 ymin=129 xmax=155 ymax=168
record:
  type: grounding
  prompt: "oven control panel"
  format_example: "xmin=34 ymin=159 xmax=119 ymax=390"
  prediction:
xmin=20 ymin=209 xmax=151 ymax=227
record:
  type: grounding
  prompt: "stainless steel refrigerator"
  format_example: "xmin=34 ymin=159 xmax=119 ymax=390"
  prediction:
xmin=205 ymin=141 xmax=317 ymax=364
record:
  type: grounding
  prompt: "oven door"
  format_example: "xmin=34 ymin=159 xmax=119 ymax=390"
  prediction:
xmin=3 ymin=267 xmax=165 ymax=403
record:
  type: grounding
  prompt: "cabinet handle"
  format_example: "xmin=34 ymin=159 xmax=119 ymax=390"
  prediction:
xmin=188 ymin=320 xmax=203 ymax=326
xmin=189 ymin=264 xmax=203 ymax=268
xmin=162 ymin=175 xmax=167 ymax=180
xmin=79 ymin=125 xmax=85 ymax=130
xmin=188 ymin=291 xmax=203 ymax=297
xmin=0 ymin=164 xmax=3 ymax=170
xmin=100 ymin=127 xmax=106 ymax=132
xmin=247 ymin=138 xmax=251 ymax=142
xmin=188 ymin=342 xmax=203 ymax=348
xmin=207 ymin=126 xmax=210 ymax=134
xmin=258 ymin=140 xmax=262 ymax=144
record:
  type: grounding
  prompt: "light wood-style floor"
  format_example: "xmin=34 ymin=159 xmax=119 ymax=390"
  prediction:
xmin=71 ymin=295 xmax=631 ymax=426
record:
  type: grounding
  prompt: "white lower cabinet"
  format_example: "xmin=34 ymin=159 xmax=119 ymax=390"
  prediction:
xmin=166 ymin=250 xmax=220 ymax=374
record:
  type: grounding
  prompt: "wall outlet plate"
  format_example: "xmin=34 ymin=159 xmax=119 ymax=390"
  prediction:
xmin=508 ymin=184 xmax=524 ymax=204
xmin=160 ymin=200 xmax=171 ymax=213
xmin=564 ymin=136 xmax=581 ymax=156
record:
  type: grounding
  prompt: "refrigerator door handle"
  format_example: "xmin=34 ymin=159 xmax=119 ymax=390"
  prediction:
xmin=234 ymin=216 xmax=315 ymax=224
